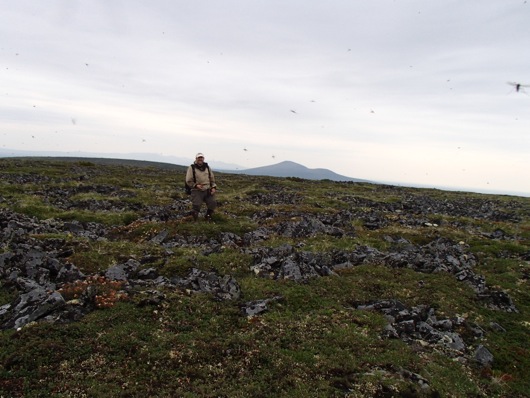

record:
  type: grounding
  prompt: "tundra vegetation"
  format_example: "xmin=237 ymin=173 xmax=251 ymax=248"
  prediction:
xmin=0 ymin=158 xmax=529 ymax=397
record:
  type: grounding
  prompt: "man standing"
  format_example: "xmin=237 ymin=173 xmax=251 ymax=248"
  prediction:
xmin=185 ymin=153 xmax=217 ymax=221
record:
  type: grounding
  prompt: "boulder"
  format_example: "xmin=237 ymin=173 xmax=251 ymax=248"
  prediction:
xmin=2 ymin=288 xmax=65 ymax=330
xmin=474 ymin=345 xmax=494 ymax=367
xmin=241 ymin=296 xmax=283 ymax=317
xmin=171 ymin=268 xmax=241 ymax=301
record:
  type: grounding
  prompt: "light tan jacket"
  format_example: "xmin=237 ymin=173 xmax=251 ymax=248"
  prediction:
xmin=185 ymin=163 xmax=216 ymax=191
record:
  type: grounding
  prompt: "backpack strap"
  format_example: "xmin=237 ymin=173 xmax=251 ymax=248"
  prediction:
xmin=190 ymin=164 xmax=197 ymax=184
xmin=205 ymin=163 xmax=212 ymax=185
xmin=190 ymin=163 xmax=212 ymax=186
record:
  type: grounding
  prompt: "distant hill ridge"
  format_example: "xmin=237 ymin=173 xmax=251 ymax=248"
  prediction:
xmin=3 ymin=154 xmax=368 ymax=182
xmin=5 ymin=156 xmax=187 ymax=171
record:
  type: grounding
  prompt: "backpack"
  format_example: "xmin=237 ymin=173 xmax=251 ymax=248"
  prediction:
xmin=184 ymin=163 xmax=211 ymax=194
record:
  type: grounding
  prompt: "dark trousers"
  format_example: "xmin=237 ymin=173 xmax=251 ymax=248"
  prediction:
xmin=191 ymin=190 xmax=217 ymax=213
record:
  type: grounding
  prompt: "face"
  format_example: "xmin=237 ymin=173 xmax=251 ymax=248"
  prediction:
xmin=196 ymin=156 xmax=204 ymax=164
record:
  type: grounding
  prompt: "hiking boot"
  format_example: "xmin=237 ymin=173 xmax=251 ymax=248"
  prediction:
xmin=191 ymin=211 xmax=199 ymax=221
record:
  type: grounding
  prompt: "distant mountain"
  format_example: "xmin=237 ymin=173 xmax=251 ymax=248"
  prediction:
xmin=224 ymin=161 xmax=370 ymax=182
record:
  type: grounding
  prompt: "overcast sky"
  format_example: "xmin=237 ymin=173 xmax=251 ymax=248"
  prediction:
xmin=1 ymin=1 xmax=529 ymax=196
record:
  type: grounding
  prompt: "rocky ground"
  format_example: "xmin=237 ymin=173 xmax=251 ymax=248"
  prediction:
xmin=1 ymin=161 xmax=529 ymax=396
xmin=1 ymin=185 xmax=526 ymax=351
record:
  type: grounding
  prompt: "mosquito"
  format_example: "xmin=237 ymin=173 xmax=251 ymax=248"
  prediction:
xmin=507 ymin=82 xmax=530 ymax=94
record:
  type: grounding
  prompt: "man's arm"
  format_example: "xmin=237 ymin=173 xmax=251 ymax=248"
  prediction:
xmin=185 ymin=166 xmax=195 ymax=188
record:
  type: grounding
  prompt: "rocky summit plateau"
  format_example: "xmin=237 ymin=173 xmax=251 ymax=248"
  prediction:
xmin=0 ymin=157 xmax=529 ymax=397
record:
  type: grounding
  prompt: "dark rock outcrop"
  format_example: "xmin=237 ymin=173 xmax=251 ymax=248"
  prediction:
xmin=0 ymin=209 xmax=241 ymax=330
xmin=355 ymin=299 xmax=495 ymax=367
